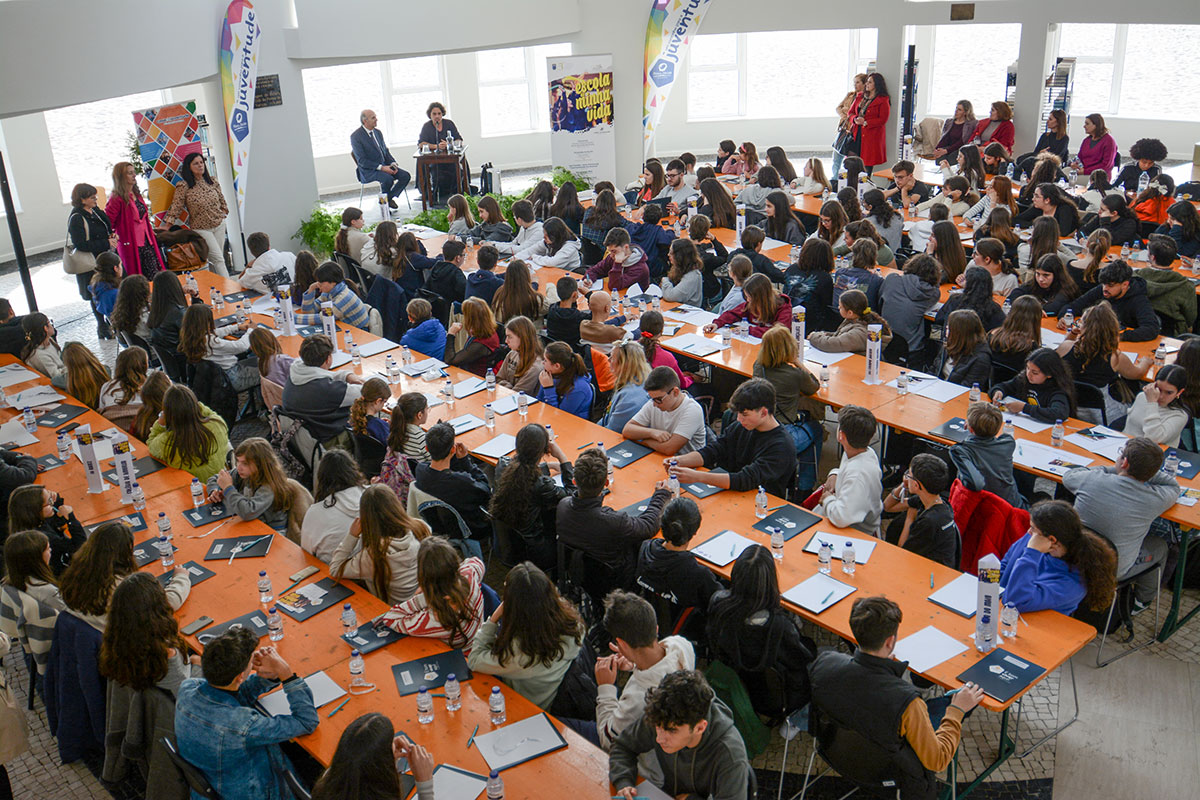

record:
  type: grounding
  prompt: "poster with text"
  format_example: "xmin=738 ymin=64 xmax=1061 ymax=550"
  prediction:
xmin=131 ymin=101 xmax=202 ymax=223
xmin=548 ymin=54 xmax=615 ymax=185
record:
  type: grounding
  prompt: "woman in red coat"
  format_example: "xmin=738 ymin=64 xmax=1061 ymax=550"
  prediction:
xmin=105 ymin=161 xmax=164 ymax=277
xmin=849 ymin=73 xmax=891 ymax=173
xmin=970 ymin=101 xmax=1016 ymax=157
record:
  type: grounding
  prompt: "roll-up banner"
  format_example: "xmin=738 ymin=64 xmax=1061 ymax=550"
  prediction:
xmin=548 ymin=54 xmax=616 ymax=185
xmin=219 ymin=0 xmax=260 ymax=225
xmin=643 ymin=0 xmax=713 ymax=157
xmin=131 ymin=101 xmax=202 ymax=223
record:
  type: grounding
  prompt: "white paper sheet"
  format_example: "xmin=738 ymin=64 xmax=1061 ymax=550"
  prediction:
xmin=642 ymin=283 xmax=664 ymax=298
xmin=1002 ymin=413 xmax=1053 ymax=434
xmin=4 ymin=386 xmax=64 ymax=408
xmin=732 ymin=332 xmax=763 ymax=345
xmin=802 ymin=347 xmax=854 ymax=367
xmin=631 ymin=780 xmax=674 ymax=800
xmin=474 ymin=712 xmax=565 ymax=772
xmin=691 ymin=530 xmax=758 ymax=567
xmin=429 ymin=766 xmax=489 ymax=800
xmin=1040 ymin=329 xmax=1067 ymax=348
xmin=667 ymin=334 xmax=728 ymax=357
xmin=760 ymin=235 xmax=789 ymax=251
xmin=357 ymin=338 xmax=400 ymax=357
xmin=624 ymin=319 xmax=681 ymax=336
xmin=928 ymin=573 xmax=983 ymax=617
xmin=472 ymin=434 xmax=517 ymax=459
xmin=893 ymin=626 xmax=969 ymax=673
xmin=329 ymin=351 xmax=352 ymax=368
xmin=801 ymin=532 xmax=878 ymax=564
xmin=664 ymin=307 xmax=717 ymax=327
xmin=0 ymin=365 xmax=40 ymax=388
xmin=249 ymin=294 xmax=279 ymax=314
xmin=401 ymin=224 xmax=443 ymax=240
xmin=782 ymin=573 xmax=857 ymax=614
xmin=1064 ymin=425 xmax=1127 ymax=461
xmin=912 ymin=379 xmax=971 ymax=402
xmin=71 ymin=427 xmax=121 ymax=462
xmin=1013 ymin=439 xmax=1093 ymax=476
xmin=259 ymin=670 xmax=345 ymax=716
xmin=485 ymin=393 xmax=539 ymax=415
xmin=0 ymin=420 xmax=38 ymax=447
xmin=445 ymin=414 xmax=486 ymax=434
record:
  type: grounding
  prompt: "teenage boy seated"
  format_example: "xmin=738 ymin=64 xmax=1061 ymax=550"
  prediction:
xmin=586 ymin=227 xmax=651 ymax=293
xmin=1139 ymin=234 xmax=1194 ymax=335
xmin=610 ymin=670 xmax=751 ymax=800
xmin=623 ymin=366 xmax=706 ymax=455
xmin=281 ymin=334 xmax=365 ymax=446
xmin=715 ymin=254 xmax=753 ymax=314
xmin=175 ymin=628 xmax=318 ymax=800
xmin=294 ymin=260 xmax=371 ymax=330
xmin=815 ymin=404 xmax=883 ymax=534
xmin=465 ymin=244 xmax=504 ymax=305
xmin=239 ymin=231 xmax=296 ymax=294
xmin=546 ymin=275 xmax=591 ymax=345
xmin=557 ymin=448 xmax=671 ymax=590
xmin=655 ymin=158 xmax=700 ymax=213
xmin=1059 ymin=260 xmax=1160 ymax=341
xmin=729 ymin=225 xmax=785 ymax=283
xmin=1063 ymin=436 xmax=1178 ymax=608
xmin=579 ymin=291 xmax=629 ymax=356
xmin=626 ymin=204 xmax=675 ymax=275
xmin=399 ymin=298 xmax=447 ymax=360
xmin=949 ymin=402 xmax=1023 ymax=508
xmin=427 ymin=239 xmax=467 ymax=303
xmin=809 ymin=597 xmax=984 ymax=800
xmin=667 ymin=378 xmax=795 ymax=497
xmin=414 ymin=421 xmax=493 ymax=540
xmin=882 ymin=454 xmax=962 ymax=569
xmin=881 ymin=160 xmax=934 ymax=209
xmin=494 ymin=200 xmax=544 ymax=259
xmin=909 ymin=202 xmax=948 ymax=253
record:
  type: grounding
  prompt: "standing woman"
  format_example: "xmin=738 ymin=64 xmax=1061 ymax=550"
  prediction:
xmin=832 ymin=73 xmax=867 ymax=180
xmin=1074 ymin=113 xmax=1118 ymax=180
xmin=105 ymin=161 xmax=164 ymax=278
xmin=165 ymin=152 xmax=230 ymax=276
xmin=970 ymin=101 xmax=1016 ymax=156
xmin=536 ymin=341 xmax=594 ymax=419
xmin=417 ymin=101 xmax=465 ymax=199
xmin=849 ymin=73 xmax=891 ymax=174
xmin=66 ymin=183 xmax=119 ymax=338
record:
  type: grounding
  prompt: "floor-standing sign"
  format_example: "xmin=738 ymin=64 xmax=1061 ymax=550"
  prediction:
xmin=548 ymin=54 xmax=616 ymax=184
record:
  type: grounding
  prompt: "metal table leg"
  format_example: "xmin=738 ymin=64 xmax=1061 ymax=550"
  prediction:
xmin=945 ymin=709 xmax=1015 ymax=799
xmin=1158 ymin=526 xmax=1199 ymax=642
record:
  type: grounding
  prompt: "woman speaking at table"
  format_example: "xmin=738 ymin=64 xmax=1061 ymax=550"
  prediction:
xmin=847 ymin=73 xmax=890 ymax=176
xmin=418 ymin=101 xmax=465 ymax=201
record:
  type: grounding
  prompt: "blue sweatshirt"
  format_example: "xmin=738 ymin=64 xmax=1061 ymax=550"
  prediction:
xmin=626 ymin=220 xmax=676 ymax=260
xmin=91 ymin=282 xmax=119 ymax=317
xmin=599 ymin=384 xmax=650 ymax=432
xmin=999 ymin=533 xmax=1086 ymax=615
xmin=465 ymin=269 xmax=504 ymax=305
xmin=537 ymin=375 xmax=594 ymax=419
xmin=401 ymin=317 xmax=447 ymax=360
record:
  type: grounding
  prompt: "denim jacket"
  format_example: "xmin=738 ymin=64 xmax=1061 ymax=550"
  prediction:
xmin=175 ymin=675 xmax=318 ymax=800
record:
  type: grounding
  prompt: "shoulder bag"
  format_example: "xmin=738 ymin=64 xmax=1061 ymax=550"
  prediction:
xmin=62 ymin=212 xmax=97 ymax=275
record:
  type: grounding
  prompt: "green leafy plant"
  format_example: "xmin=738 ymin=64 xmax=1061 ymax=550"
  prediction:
xmin=293 ymin=206 xmax=342 ymax=258
xmin=408 ymin=192 xmax=524 ymax=233
xmin=551 ymin=167 xmax=589 ymax=190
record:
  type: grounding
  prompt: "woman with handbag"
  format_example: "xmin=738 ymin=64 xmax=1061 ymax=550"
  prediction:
xmin=65 ymin=183 xmax=118 ymax=339
xmin=165 ymin=152 xmax=231 ymax=277
xmin=832 ymin=73 xmax=867 ymax=185
xmin=105 ymin=161 xmax=165 ymax=279
xmin=0 ymin=630 xmax=29 ymax=800
xmin=848 ymin=73 xmax=892 ymax=177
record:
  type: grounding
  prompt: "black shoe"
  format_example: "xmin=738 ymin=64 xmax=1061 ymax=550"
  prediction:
xmin=387 ymin=198 xmax=399 ymax=210
xmin=97 ymin=320 xmax=114 ymax=340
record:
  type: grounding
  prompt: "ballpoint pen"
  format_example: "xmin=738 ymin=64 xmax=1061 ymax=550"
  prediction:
xmin=821 ymin=590 xmax=834 ymax=605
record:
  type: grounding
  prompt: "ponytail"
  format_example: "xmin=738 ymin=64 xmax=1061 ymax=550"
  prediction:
xmin=387 ymin=392 xmax=428 ymax=454
xmin=638 ymin=311 xmax=665 ymax=363
xmin=349 ymin=378 xmax=390 ymax=435
xmin=544 ymin=341 xmax=587 ymax=399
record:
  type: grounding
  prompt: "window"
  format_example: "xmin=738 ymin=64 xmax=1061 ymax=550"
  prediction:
xmin=385 ymin=56 xmax=445 ymax=142
xmin=43 ymin=89 xmax=166 ymax=203
xmin=477 ymin=43 xmax=572 ymax=135
xmin=926 ymin=24 xmax=1021 ymax=117
xmin=687 ymin=30 xmax=877 ymax=121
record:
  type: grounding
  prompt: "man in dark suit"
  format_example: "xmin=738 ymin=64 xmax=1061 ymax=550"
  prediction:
xmin=350 ymin=109 xmax=410 ymax=209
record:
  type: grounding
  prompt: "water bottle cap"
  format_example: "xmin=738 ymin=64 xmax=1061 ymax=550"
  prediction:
xmin=259 ymin=570 xmax=266 ymax=576
xmin=344 ymin=603 xmax=352 ymax=609
xmin=159 ymin=535 xmax=168 ymax=542
xmin=351 ymin=650 xmax=360 ymax=656
xmin=418 ymin=686 xmax=428 ymax=693
xmin=492 ymin=686 xmax=501 ymax=694
xmin=447 ymin=673 xmax=456 ymax=680
xmin=490 ymin=771 xmax=499 ymax=779
xmin=268 ymin=606 xmax=277 ymax=613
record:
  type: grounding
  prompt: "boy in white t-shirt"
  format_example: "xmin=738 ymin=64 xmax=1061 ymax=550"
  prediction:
xmin=622 ymin=367 xmax=707 ymax=456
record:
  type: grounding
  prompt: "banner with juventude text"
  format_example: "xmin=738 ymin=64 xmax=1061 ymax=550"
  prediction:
xmin=643 ymin=0 xmax=713 ymax=156
xmin=219 ymin=0 xmax=260 ymax=224
xmin=548 ymin=54 xmax=616 ymax=185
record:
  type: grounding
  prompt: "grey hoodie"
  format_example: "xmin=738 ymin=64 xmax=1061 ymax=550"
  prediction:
xmin=950 ymin=433 xmax=1025 ymax=509
xmin=880 ymin=272 xmax=940 ymax=352
xmin=610 ymin=694 xmax=750 ymax=800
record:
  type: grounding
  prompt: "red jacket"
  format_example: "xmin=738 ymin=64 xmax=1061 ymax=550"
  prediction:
xmin=948 ymin=478 xmax=1029 ymax=573
xmin=850 ymin=93 xmax=891 ymax=167
xmin=713 ymin=294 xmax=792 ymax=338
xmin=970 ymin=119 xmax=1015 ymax=156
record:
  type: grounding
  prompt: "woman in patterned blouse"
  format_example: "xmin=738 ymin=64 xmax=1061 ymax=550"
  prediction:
xmin=166 ymin=152 xmax=231 ymax=276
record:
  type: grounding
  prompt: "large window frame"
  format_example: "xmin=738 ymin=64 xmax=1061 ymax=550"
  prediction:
xmin=475 ymin=43 xmax=571 ymax=136
xmin=1055 ymin=23 xmax=1127 ymax=116
xmin=382 ymin=55 xmax=449 ymax=143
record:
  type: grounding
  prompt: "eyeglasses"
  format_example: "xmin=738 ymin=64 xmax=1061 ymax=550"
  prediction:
xmin=666 ymin=172 xmax=681 ymax=179
xmin=650 ymin=394 xmax=669 ymax=405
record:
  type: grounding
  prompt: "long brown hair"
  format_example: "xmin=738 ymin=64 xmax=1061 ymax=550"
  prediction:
xmin=488 ymin=562 xmax=582 ymax=667
xmin=249 ymin=327 xmax=284 ymax=378
xmin=638 ymin=311 xmax=665 ymax=362
xmin=839 ymin=289 xmax=890 ymax=335
xmin=757 ymin=325 xmax=800 ymax=369
xmin=234 ymin=438 xmax=291 ymax=512
xmin=110 ymin=275 xmax=151 ymax=338
xmin=99 ymin=572 xmax=184 ymax=690
xmin=739 ymin=142 xmax=760 ymax=172
xmin=610 ymin=342 xmax=650 ymax=391
xmin=132 ymin=371 xmax=171 ymax=441
xmin=988 ymin=295 xmax=1043 ymax=354
xmin=945 ymin=309 xmax=986 ymax=361
xmin=416 ymin=537 xmax=475 ymax=648
xmin=1028 ymin=216 xmax=1063 ymax=268
xmin=1073 ymin=301 xmax=1119 ymax=367
xmin=109 ymin=346 xmax=148 ymax=406
xmin=1079 ymin=229 xmax=1111 ymax=285
xmin=63 ymin=342 xmax=110 ymax=410
xmin=742 ymin=273 xmax=780 ymax=327
xmin=489 ymin=424 xmax=550 ymax=530
xmin=3 ymin=530 xmax=56 ymax=592
xmin=386 ymin=392 xmax=428 ymax=456
xmin=334 ymin=207 xmax=363 ymax=256
xmin=492 ymin=260 xmax=541 ymax=323
xmin=981 ymin=205 xmax=1020 ymax=247
xmin=337 ymin=485 xmax=429 ymax=605
xmin=543 ymin=341 xmax=587 ymax=400
xmin=640 ymin=161 xmax=665 ymax=198
xmin=504 ymin=316 xmax=542 ymax=380
xmin=161 ymin=385 xmax=221 ymax=469
xmin=60 ymin=522 xmax=136 ymax=616
xmin=818 ymin=200 xmax=848 ymax=245
xmin=1029 ymin=500 xmax=1116 ymax=611
xmin=178 ymin=303 xmax=216 ymax=364
xmin=20 ymin=313 xmax=58 ymax=362
xmin=699 ymin=178 xmax=736 ymax=229
xmin=667 ymin=238 xmax=702 ymax=285
xmin=447 ymin=194 xmax=476 ymax=228
xmin=350 ymin=377 xmax=391 ymax=436
xmin=991 ymin=175 xmax=1017 ymax=214
xmin=6 ymin=485 xmax=47 ymax=536
xmin=111 ymin=161 xmax=142 ymax=202
xmin=931 ymin=221 xmax=968 ymax=283
xmin=461 ymin=297 xmax=497 ymax=341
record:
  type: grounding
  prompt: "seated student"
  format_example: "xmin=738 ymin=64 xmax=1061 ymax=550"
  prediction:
xmin=300 ymin=450 xmax=365 ymax=563
xmin=587 ymin=227 xmax=651 ymax=293
xmin=248 ymin=327 xmax=295 ymax=388
xmin=147 ymin=271 xmax=197 ymax=356
xmin=175 ymin=627 xmax=318 ymax=800
xmin=334 ymin=207 xmax=372 ymax=264
xmin=964 ymin=175 xmax=1017 ymax=228
xmin=1113 ymin=137 xmax=1166 ymax=194
xmin=468 ymin=196 xmax=513 ymax=242
xmin=909 ymin=202 xmax=949 ymax=254
xmin=62 ymin=341 xmax=110 ymax=410
xmin=982 ymin=142 xmax=1012 ymax=177
xmin=601 ymin=342 xmax=652 ymax=433
xmin=98 ymin=345 xmax=147 ymax=416
xmin=1079 ymin=195 xmax=1141 ymax=246
xmin=836 ymin=219 xmax=894 ymax=267
xmin=526 ymin=217 xmax=583 ymax=269
xmin=446 ymin=194 xmax=475 ymax=238
xmin=928 ymin=220 xmax=971 ymax=286
xmin=1141 ymin=234 xmax=1195 ymax=335
xmin=20 ymin=313 xmax=64 ymax=386
xmin=1060 ymin=259 xmax=1160 ymax=341
xmin=1124 ymin=364 xmax=1190 ymax=447
xmin=862 ymin=189 xmax=904 ymax=253
xmin=660 ymin=238 xmax=705 ymax=306
xmin=1076 ymin=169 xmax=1123 ymax=214
xmin=207 ymin=438 xmax=309 ymax=534
xmin=239 ymin=231 xmax=297 ymax=294
xmin=295 ymin=261 xmax=372 ymax=331
xmin=837 ymin=186 xmax=863 ymax=223
xmin=99 ymin=572 xmax=200 ymax=697
xmin=669 ymin=378 xmax=796 ymax=498
xmin=697 ymin=178 xmax=736 ymax=230
xmin=382 ymin=536 xmax=486 ymax=650
xmin=753 ymin=325 xmax=822 ymax=479
xmin=494 ymin=260 xmax=552 ymax=326
xmin=579 ymin=291 xmax=629 ymax=355
xmin=582 ymin=189 xmax=629 ymax=248
xmin=883 ymin=454 xmax=962 ymax=568
xmin=880 ymin=253 xmax=940 ymax=366
xmin=490 ymin=424 xmax=573 ymax=571
xmin=706 ymin=273 xmax=792 ymax=338
xmin=496 ymin=315 xmax=544 ymax=395
xmin=936 ymin=309 xmax=992 ymax=390
xmin=1008 ymin=253 xmax=1079 ymax=316
xmin=654 ymin=158 xmax=699 ymax=213
xmin=467 ymin=563 xmax=583 ymax=709
xmin=88 ymin=251 xmax=122 ymax=321
xmin=809 ymin=597 xmax=985 ymax=800
xmin=992 ymin=347 xmax=1077 ymax=424
xmin=949 ymin=402 xmax=1024 ymax=509
xmin=715 ymin=254 xmax=753 ymax=314
xmin=0 ymin=530 xmax=65 ymax=677
xmin=0 ymin=298 xmax=26 ymax=358
xmin=495 ymin=200 xmax=545 ymax=258
xmin=935 ymin=266 xmax=1005 ymax=332
xmin=1000 ymin=500 xmax=1117 ymax=616
xmin=831 ymin=238 xmax=885 ymax=310
xmin=537 ymin=341 xmax=595 ymax=419
xmin=763 ymin=190 xmax=806 ymax=246
xmin=551 ymin=181 xmax=587 ymax=233
xmin=637 ymin=498 xmax=722 ymax=625
xmin=969 ymin=238 xmax=1019 ymax=295
xmin=367 ymin=227 xmax=433 ymax=293
xmin=464 ymin=244 xmax=504 ymax=304
xmin=312 ymin=718 xmax=437 ymax=800
xmin=399 ymin=298 xmax=447 ymax=360
xmin=793 ymin=156 xmax=832 ymax=195
xmin=425 ymin=239 xmax=468 ymax=304
xmin=1067 ymin=228 xmax=1110 ymax=294
xmin=413 ymin=421 xmax=493 ymax=539
xmin=731 ymin=164 xmax=781 ymax=212
xmin=1056 ymin=301 xmax=1152 ymax=421
xmin=147 ymin=385 xmax=231 ymax=483
xmin=546 ymin=275 xmax=592 ymax=345
xmin=784 ymin=239 xmax=838 ymax=334
xmin=679 ymin=152 xmax=699 ymax=187
xmin=557 ymin=448 xmax=672 ymax=589
xmin=937 ymin=144 xmax=986 ymax=191
xmin=331 ymin=483 xmax=428 ymax=605
xmin=730 ymin=225 xmax=786 ymax=283
xmin=445 ymin=297 xmax=502 ymax=376
xmin=810 ymin=288 xmax=894 ymax=355
xmin=1156 ymin=200 xmax=1200 ymax=258
xmin=178 ymin=303 xmax=258 ymax=392
xmin=610 ymin=670 xmax=751 ymax=800
xmin=882 ymin=159 xmax=934 ymax=209
xmin=282 ymin=334 xmax=366 ymax=446
xmin=132 ymin=371 xmax=171 ymax=442
xmin=916 ymin=175 xmax=973 ymax=217
xmin=0 ymin=443 xmax=36 ymax=541
xmin=632 ymin=311 xmax=689 ymax=389
xmin=7 ymin=485 xmax=88 ymax=576
xmin=623 ymin=366 xmax=707 ymax=456
xmin=348 ymin=376 xmax=391 ymax=444
xmin=814 ymin=404 xmax=883 ymax=534
xmin=1015 ymin=183 xmax=1080 ymax=236
xmin=375 ymin=395 xmax=426 ymax=506
xmin=626 ymin=203 xmax=676 ymax=274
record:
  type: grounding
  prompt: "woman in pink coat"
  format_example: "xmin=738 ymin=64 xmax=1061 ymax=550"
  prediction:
xmin=105 ymin=161 xmax=164 ymax=277
xmin=970 ymin=101 xmax=1016 ymax=156
xmin=849 ymin=73 xmax=891 ymax=173
xmin=1073 ymin=113 xmax=1118 ymax=179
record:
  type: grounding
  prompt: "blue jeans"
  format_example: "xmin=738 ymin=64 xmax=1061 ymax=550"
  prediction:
xmin=560 ymin=717 xmax=600 ymax=746
xmin=832 ymin=150 xmax=845 ymax=185
xmin=785 ymin=417 xmax=823 ymax=494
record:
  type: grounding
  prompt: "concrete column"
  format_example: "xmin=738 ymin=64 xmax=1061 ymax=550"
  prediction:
xmin=1011 ymin=21 xmax=1053 ymax=155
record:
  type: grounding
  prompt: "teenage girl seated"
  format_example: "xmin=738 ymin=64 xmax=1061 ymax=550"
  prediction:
xmin=536 ymin=341 xmax=594 ymax=419
xmin=206 ymin=437 xmax=311 ymax=537
xmin=349 ymin=377 xmax=392 ymax=445
xmin=991 ymin=347 xmax=1077 ymax=423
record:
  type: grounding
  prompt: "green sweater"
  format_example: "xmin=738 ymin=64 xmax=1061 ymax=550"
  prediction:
xmin=1139 ymin=267 xmax=1196 ymax=335
xmin=147 ymin=402 xmax=231 ymax=483
xmin=465 ymin=620 xmax=580 ymax=709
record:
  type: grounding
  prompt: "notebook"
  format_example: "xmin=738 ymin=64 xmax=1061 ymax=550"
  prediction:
xmin=258 ymin=670 xmax=346 ymax=716
xmin=157 ymin=561 xmax=215 ymax=588
xmin=956 ymin=648 xmax=1046 ymax=703
xmin=472 ymin=434 xmax=517 ymax=459
xmin=357 ymin=338 xmax=400 ymax=357
xmin=35 ymin=454 xmax=67 ymax=471
xmin=86 ymin=512 xmax=147 ymax=534
xmin=35 ymin=404 xmax=88 ymax=427
xmin=391 ymin=650 xmax=471 ymax=696
xmin=752 ymin=506 xmax=821 ymax=540
xmin=195 ymin=609 xmax=270 ymax=645
xmin=133 ymin=538 xmax=178 ymax=567
xmin=485 ymin=393 xmax=538 ymax=415
xmin=618 ymin=496 xmax=657 ymax=516
xmin=342 ymin=616 xmax=408 ymax=654
xmin=802 ymin=531 xmax=878 ymax=564
xmin=691 ymin=530 xmax=758 ymax=567
xmin=607 ymin=441 xmax=653 ymax=468
xmin=102 ymin=455 xmax=166 ymax=486
xmin=453 ymin=377 xmax=488 ymax=399
xmin=928 ymin=573 xmax=1005 ymax=618
xmin=182 ymin=503 xmax=236 ymax=527
xmin=893 ymin=626 xmax=969 ymax=673
xmin=782 ymin=573 xmax=857 ymax=614
xmin=927 ymin=417 xmax=970 ymax=444
xmin=474 ymin=713 xmax=569 ymax=772
xmin=203 ymin=534 xmax=274 ymax=561
xmin=274 ymin=577 xmax=354 ymax=622
xmin=445 ymin=414 xmax=485 ymax=435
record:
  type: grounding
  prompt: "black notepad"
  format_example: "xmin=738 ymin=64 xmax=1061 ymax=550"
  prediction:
xmin=274 ymin=577 xmax=353 ymax=622
xmin=391 ymin=650 xmax=471 ymax=696
xmin=295 ymin=324 xmax=322 ymax=337
xmin=682 ymin=468 xmax=727 ymax=498
xmin=342 ymin=615 xmax=408 ymax=654
xmin=133 ymin=537 xmax=178 ymax=567
xmin=618 ymin=496 xmax=657 ymax=516
xmin=223 ymin=290 xmax=262 ymax=303
xmin=752 ymin=505 xmax=821 ymax=540
xmin=607 ymin=441 xmax=653 ymax=468
xmin=956 ymin=648 xmax=1046 ymax=703
xmin=1170 ymin=449 xmax=1200 ymax=480
xmin=158 ymin=561 xmax=216 ymax=587
xmin=86 ymin=511 xmax=147 ymax=534
xmin=183 ymin=503 xmax=236 ymax=527
xmin=36 ymin=404 xmax=88 ymax=427
xmin=195 ymin=609 xmax=270 ymax=645
xmin=35 ymin=454 xmax=67 ymax=472
xmin=203 ymin=534 xmax=274 ymax=561
xmin=103 ymin=455 xmax=167 ymax=486
xmin=214 ymin=314 xmax=239 ymax=328
xmin=927 ymin=417 xmax=970 ymax=444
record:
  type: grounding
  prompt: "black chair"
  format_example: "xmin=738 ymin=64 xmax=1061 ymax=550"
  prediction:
xmin=283 ymin=769 xmax=312 ymax=800
xmin=1075 ymin=381 xmax=1110 ymax=426
xmin=187 ymin=360 xmax=240 ymax=429
xmin=332 ymin=251 xmax=376 ymax=295
xmin=417 ymin=288 xmax=451 ymax=329
xmin=556 ymin=539 xmax=624 ymax=612
xmin=1085 ymin=538 xmax=1163 ymax=667
xmin=161 ymin=737 xmax=220 ymax=799
xmin=116 ymin=330 xmax=160 ymax=366
xmin=151 ymin=343 xmax=187 ymax=382
xmin=350 ymin=429 xmax=387 ymax=478
xmin=579 ymin=237 xmax=605 ymax=268
xmin=989 ymin=359 xmax=1020 ymax=388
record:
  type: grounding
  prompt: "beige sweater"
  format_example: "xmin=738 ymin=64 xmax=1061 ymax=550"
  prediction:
xmin=809 ymin=318 xmax=894 ymax=354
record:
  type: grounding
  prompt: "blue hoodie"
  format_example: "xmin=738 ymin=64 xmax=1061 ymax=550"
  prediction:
xmin=626 ymin=220 xmax=675 ymax=262
xmin=465 ymin=269 xmax=504 ymax=305
xmin=401 ymin=317 xmax=447 ymax=360
xmin=999 ymin=533 xmax=1086 ymax=615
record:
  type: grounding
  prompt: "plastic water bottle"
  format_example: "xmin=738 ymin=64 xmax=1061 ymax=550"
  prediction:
xmin=208 ymin=286 xmax=218 ymax=306
xmin=1155 ymin=344 xmax=1167 ymax=369
xmin=1062 ymin=310 xmax=1075 ymax=329
xmin=186 ymin=271 xmax=199 ymax=294
xmin=822 ymin=187 xmax=830 ymax=202
xmin=350 ymin=340 xmax=361 ymax=367
xmin=443 ymin=378 xmax=455 ymax=408
xmin=489 ymin=686 xmax=507 ymax=725
xmin=1138 ymin=172 xmax=1150 ymax=195
xmin=341 ymin=603 xmax=359 ymax=638
xmin=1165 ymin=449 xmax=1180 ymax=477
xmin=21 ymin=406 xmax=35 ymax=434
xmin=1005 ymin=162 xmax=1015 ymax=179
xmin=156 ymin=535 xmax=174 ymax=569
xmin=387 ymin=356 xmax=401 ymax=384
xmin=214 ymin=291 xmax=225 ymax=314
xmin=818 ymin=541 xmax=833 ymax=574
xmin=485 ymin=368 xmax=496 ymax=393
xmin=977 ymin=613 xmax=995 ymax=653
xmin=417 ymin=686 xmax=434 ymax=723
xmin=131 ymin=482 xmax=146 ymax=511
xmin=897 ymin=370 xmax=908 ymax=395
xmin=156 ymin=512 xmax=173 ymax=542
xmin=267 ymin=606 xmax=284 ymax=641
xmin=517 ymin=391 xmax=528 ymax=418
xmin=486 ymin=770 xmax=504 ymax=800
xmin=485 ymin=405 xmax=495 ymax=430
xmin=1004 ymin=417 xmax=1015 ymax=438
xmin=1002 ymin=298 xmax=1012 ymax=316
xmin=754 ymin=486 xmax=768 ymax=519
xmin=1001 ymin=603 xmax=1019 ymax=639
xmin=545 ymin=424 xmax=555 ymax=442
xmin=1051 ymin=420 xmax=1064 ymax=448
xmin=607 ymin=457 xmax=615 ymax=489
xmin=842 ymin=541 xmax=856 ymax=575
xmin=770 ymin=528 xmax=784 ymax=560
xmin=819 ymin=366 xmax=830 ymax=390
xmin=257 ymin=571 xmax=273 ymax=605
xmin=721 ymin=326 xmax=733 ymax=347
xmin=273 ymin=306 xmax=284 ymax=329
xmin=667 ymin=460 xmax=681 ymax=498
xmin=401 ymin=345 xmax=414 ymax=365
xmin=444 ymin=673 xmax=461 ymax=711
xmin=1120 ymin=242 xmax=1131 ymax=259
xmin=969 ymin=383 xmax=981 ymax=403
xmin=235 ymin=303 xmax=247 ymax=325
xmin=190 ymin=478 xmax=204 ymax=508
xmin=348 ymin=648 xmax=367 ymax=686
xmin=57 ymin=432 xmax=70 ymax=461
